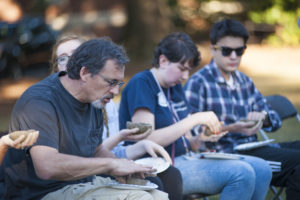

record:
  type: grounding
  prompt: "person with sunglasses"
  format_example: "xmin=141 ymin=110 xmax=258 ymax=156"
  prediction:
xmin=119 ymin=32 xmax=272 ymax=199
xmin=184 ymin=18 xmax=300 ymax=199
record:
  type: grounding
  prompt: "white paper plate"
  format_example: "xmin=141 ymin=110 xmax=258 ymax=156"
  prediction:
xmin=107 ymin=181 xmax=158 ymax=191
xmin=199 ymin=152 xmax=242 ymax=160
xmin=234 ymin=139 xmax=275 ymax=151
xmin=134 ymin=157 xmax=170 ymax=174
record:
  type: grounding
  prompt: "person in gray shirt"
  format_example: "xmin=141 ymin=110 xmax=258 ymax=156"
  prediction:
xmin=2 ymin=38 xmax=168 ymax=200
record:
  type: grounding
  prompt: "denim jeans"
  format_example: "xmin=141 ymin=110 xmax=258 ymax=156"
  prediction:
xmin=174 ymin=153 xmax=272 ymax=200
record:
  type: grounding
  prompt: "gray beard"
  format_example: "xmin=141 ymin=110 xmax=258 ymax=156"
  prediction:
xmin=91 ymin=99 xmax=104 ymax=109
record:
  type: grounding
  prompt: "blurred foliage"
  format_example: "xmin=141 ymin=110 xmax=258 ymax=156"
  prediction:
xmin=166 ymin=0 xmax=300 ymax=46
xmin=247 ymin=0 xmax=300 ymax=46
xmin=15 ymin=0 xmax=51 ymax=16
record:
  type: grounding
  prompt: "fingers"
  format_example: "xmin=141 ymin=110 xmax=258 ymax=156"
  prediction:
xmin=208 ymin=131 xmax=228 ymax=142
xmin=20 ymin=131 xmax=39 ymax=149
xmin=241 ymin=121 xmax=257 ymax=128
xmin=11 ymin=135 xmax=25 ymax=149
xmin=134 ymin=164 xmax=156 ymax=177
xmin=30 ymin=131 xmax=39 ymax=144
xmin=124 ymin=128 xmax=152 ymax=141
xmin=143 ymin=141 xmax=172 ymax=164
xmin=247 ymin=112 xmax=265 ymax=121
xmin=21 ymin=132 xmax=34 ymax=147
xmin=144 ymin=172 xmax=157 ymax=177
xmin=5 ymin=130 xmax=39 ymax=149
xmin=145 ymin=145 xmax=158 ymax=158
xmin=119 ymin=128 xmax=139 ymax=137
xmin=249 ymin=120 xmax=263 ymax=132
xmin=115 ymin=176 xmax=127 ymax=184
xmin=154 ymin=146 xmax=172 ymax=164
xmin=139 ymin=172 xmax=145 ymax=179
xmin=205 ymin=112 xmax=222 ymax=134
xmin=241 ymin=120 xmax=263 ymax=136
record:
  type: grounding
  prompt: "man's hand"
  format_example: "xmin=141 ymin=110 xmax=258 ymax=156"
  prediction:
xmin=109 ymin=158 xmax=156 ymax=180
xmin=223 ymin=119 xmax=263 ymax=136
xmin=247 ymin=111 xmax=266 ymax=122
xmin=188 ymin=127 xmax=228 ymax=151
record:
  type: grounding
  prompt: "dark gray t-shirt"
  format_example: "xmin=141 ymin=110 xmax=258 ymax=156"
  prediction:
xmin=3 ymin=72 xmax=103 ymax=200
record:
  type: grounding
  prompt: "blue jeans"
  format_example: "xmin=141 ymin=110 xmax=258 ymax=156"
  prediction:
xmin=174 ymin=153 xmax=272 ymax=200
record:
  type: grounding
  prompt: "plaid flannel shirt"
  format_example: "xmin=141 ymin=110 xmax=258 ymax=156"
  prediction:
xmin=184 ymin=60 xmax=281 ymax=153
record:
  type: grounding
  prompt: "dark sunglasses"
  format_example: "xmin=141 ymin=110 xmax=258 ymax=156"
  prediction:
xmin=213 ymin=45 xmax=247 ymax=56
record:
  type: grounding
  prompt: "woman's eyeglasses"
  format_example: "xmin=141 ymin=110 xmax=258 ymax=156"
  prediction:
xmin=213 ymin=45 xmax=247 ymax=57
xmin=56 ymin=55 xmax=70 ymax=66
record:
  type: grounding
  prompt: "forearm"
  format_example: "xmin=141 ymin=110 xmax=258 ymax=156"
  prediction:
xmin=147 ymin=115 xmax=199 ymax=147
xmin=30 ymin=146 xmax=117 ymax=181
xmin=125 ymin=142 xmax=146 ymax=160
xmin=94 ymin=144 xmax=116 ymax=158
xmin=102 ymin=134 xmax=123 ymax=151
xmin=0 ymin=140 xmax=8 ymax=165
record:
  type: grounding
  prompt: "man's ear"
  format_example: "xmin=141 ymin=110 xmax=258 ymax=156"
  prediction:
xmin=80 ymin=66 xmax=90 ymax=82
xmin=159 ymin=55 xmax=169 ymax=68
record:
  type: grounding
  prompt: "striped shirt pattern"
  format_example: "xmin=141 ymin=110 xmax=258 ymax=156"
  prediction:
xmin=184 ymin=60 xmax=281 ymax=152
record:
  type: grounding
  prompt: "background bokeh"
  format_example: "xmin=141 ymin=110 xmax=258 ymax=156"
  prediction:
xmin=0 ymin=1 xmax=300 ymax=198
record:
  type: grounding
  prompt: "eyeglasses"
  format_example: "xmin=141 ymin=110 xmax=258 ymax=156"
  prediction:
xmin=213 ymin=45 xmax=246 ymax=57
xmin=98 ymin=73 xmax=125 ymax=88
xmin=56 ymin=55 xmax=70 ymax=66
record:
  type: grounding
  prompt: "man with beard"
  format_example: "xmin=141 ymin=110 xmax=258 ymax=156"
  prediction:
xmin=2 ymin=38 xmax=168 ymax=200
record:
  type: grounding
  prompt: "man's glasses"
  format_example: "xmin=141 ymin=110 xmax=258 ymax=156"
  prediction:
xmin=98 ymin=74 xmax=125 ymax=88
xmin=213 ymin=45 xmax=246 ymax=57
xmin=56 ymin=55 xmax=70 ymax=66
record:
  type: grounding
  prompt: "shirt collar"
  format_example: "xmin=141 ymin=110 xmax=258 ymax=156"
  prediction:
xmin=209 ymin=59 xmax=242 ymax=87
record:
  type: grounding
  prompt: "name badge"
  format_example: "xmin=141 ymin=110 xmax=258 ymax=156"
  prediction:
xmin=157 ymin=92 xmax=168 ymax=107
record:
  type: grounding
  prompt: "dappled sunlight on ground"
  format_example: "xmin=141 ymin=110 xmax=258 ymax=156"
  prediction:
xmin=0 ymin=78 xmax=39 ymax=102
xmin=240 ymin=45 xmax=300 ymax=105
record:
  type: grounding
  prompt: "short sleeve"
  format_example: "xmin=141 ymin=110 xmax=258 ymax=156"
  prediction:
xmin=125 ymin=77 xmax=157 ymax=117
xmin=10 ymin=98 xmax=60 ymax=149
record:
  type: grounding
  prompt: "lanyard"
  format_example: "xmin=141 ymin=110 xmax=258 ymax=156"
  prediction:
xmin=150 ymin=69 xmax=190 ymax=163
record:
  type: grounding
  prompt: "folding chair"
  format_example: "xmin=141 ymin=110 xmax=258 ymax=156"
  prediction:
xmin=260 ymin=95 xmax=300 ymax=140
xmin=259 ymin=94 xmax=300 ymax=200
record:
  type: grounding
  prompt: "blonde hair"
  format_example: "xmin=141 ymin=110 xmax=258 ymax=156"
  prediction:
xmin=50 ymin=34 xmax=86 ymax=74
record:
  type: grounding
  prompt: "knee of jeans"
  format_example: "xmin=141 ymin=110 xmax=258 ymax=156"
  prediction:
xmin=233 ymin=162 xmax=256 ymax=185
xmin=254 ymin=159 xmax=273 ymax=182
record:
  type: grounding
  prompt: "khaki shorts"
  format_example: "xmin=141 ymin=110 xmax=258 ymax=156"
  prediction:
xmin=42 ymin=176 xmax=168 ymax=200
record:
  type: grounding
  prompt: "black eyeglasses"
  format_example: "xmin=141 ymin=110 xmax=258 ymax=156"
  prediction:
xmin=56 ymin=55 xmax=70 ymax=66
xmin=98 ymin=74 xmax=125 ymax=88
xmin=213 ymin=45 xmax=247 ymax=57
